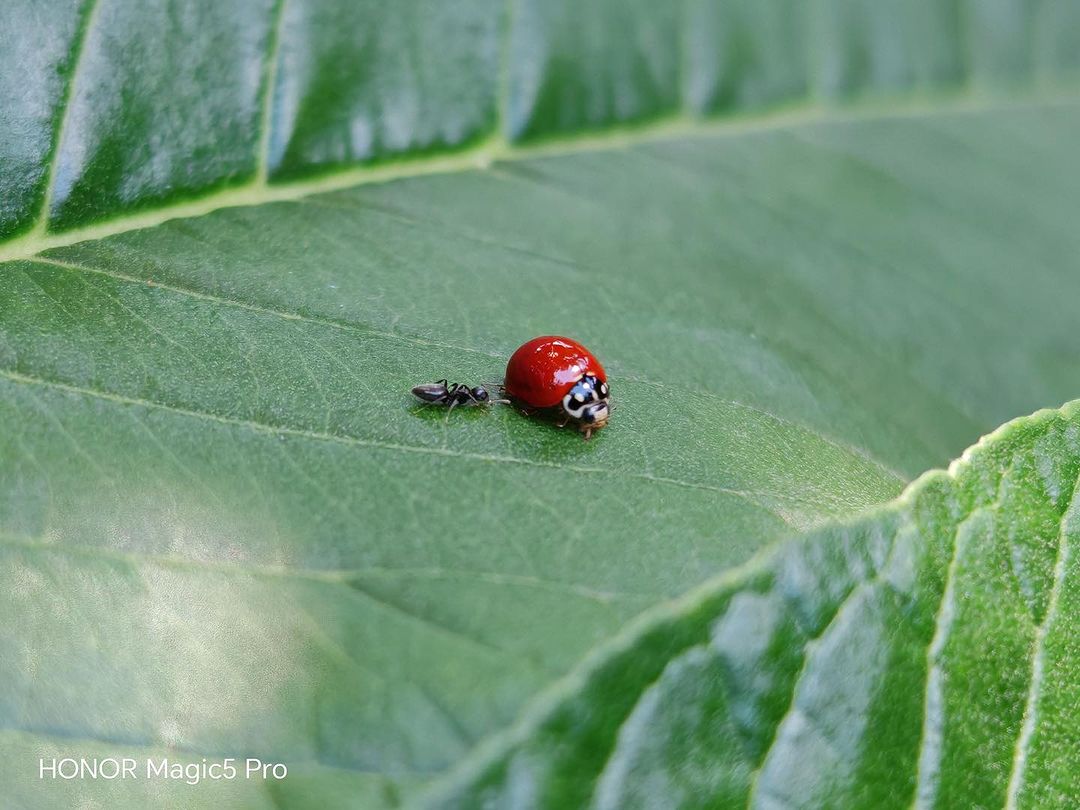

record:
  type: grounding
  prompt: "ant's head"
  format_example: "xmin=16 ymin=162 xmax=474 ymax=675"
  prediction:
xmin=470 ymin=386 xmax=490 ymax=402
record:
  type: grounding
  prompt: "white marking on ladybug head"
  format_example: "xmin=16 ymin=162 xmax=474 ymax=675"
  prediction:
xmin=563 ymin=391 xmax=589 ymax=419
xmin=581 ymin=401 xmax=609 ymax=428
xmin=562 ymin=374 xmax=609 ymax=423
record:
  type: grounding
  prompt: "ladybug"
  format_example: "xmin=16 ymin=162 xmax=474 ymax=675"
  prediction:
xmin=504 ymin=336 xmax=611 ymax=439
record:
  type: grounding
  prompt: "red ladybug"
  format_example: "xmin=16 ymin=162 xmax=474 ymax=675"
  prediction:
xmin=504 ymin=336 xmax=611 ymax=439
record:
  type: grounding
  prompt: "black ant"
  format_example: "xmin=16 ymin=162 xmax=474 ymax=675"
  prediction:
xmin=411 ymin=380 xmax=509 ymax=414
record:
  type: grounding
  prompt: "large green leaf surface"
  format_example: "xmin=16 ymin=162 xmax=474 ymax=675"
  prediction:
xmin=2 ymin=101 xmax=1080 ymax=808
xmin=427 ymin=400 xmax=1080 ymax=809
xmin=2 ymin=0 xmax=1080 ymax=807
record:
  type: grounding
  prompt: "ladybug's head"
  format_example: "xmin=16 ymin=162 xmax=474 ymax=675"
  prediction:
xmin=562 ymin=374 xmax=610 ymax=429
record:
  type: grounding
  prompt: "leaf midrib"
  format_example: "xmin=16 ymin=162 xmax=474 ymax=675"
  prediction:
xmin=0 ymin=365 xmax=832 ymax=518
xmin=3 ymin=90 xmax=1077 ymax=265
xmin=9 ymin=253 xmax=907 ymax=497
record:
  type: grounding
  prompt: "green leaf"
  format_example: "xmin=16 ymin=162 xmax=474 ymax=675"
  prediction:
xmin=3 ymin=0 xmax=1080 ymax=807
xmin=425 ymin=400 xmax=1080 ymax=808
xmin=4 ymin=100 xmax=1080 ymax=807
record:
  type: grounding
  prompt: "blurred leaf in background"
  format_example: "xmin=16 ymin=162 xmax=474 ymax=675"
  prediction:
xmin=0 ymin=0 xmax=1078 ymax=807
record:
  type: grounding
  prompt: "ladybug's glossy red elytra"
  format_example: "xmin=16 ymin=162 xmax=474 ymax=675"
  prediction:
xmin=504 ymin=336 xmax=611 ymax=439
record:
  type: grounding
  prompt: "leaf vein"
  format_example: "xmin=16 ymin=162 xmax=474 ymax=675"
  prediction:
xmin=26 ymin=256 xmax=905 ymax=484
xmin=343 ymin=578 xmax=521 ymax=665
xmin=0 ymin=367 xmax=804 ymax=517
xmin=1003 ymin=467 xmax=1080 ymax=808
xmin=256 ymin=0 xmax=289 ymax=182
xmin=32 ymin=0 xmax=104 ymax=235
xmin=0 ymin=531 xmax=655 ymax=603
xmin=29 ymin=255 xmax=504 ymax=360
xmin=911 ymin=506 xmax=983 ymax=809
xmin=743 ymin=566 xmax=894 ymax=808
